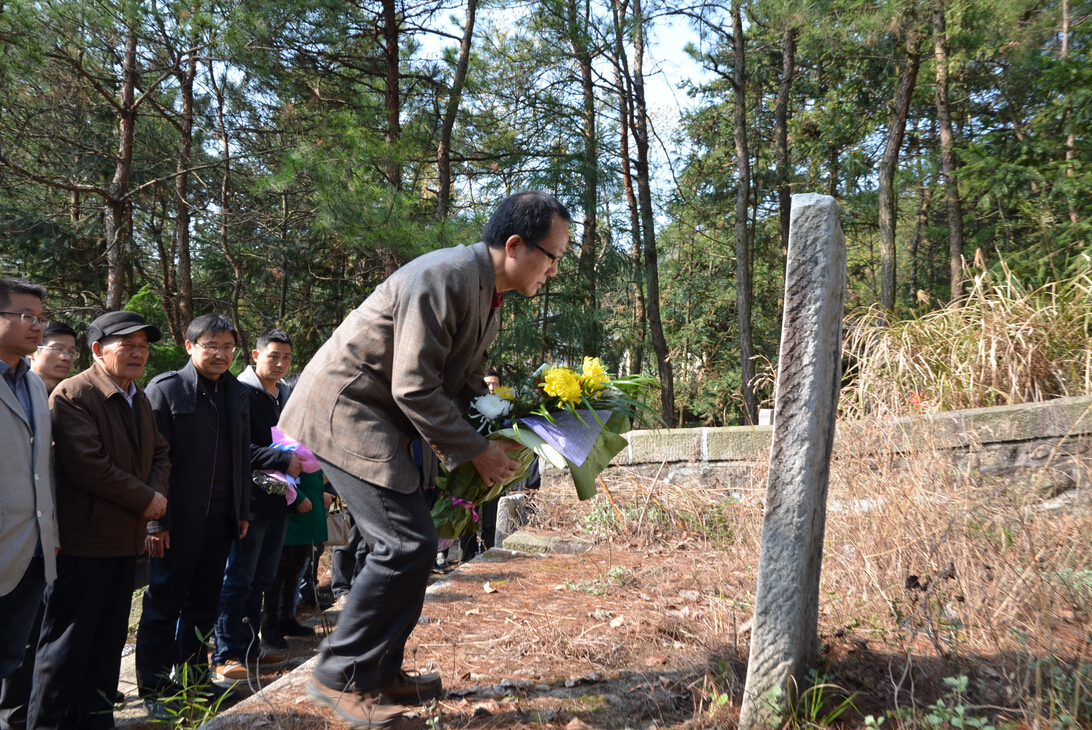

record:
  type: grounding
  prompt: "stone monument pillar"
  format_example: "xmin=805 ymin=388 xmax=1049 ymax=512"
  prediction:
xmin=739 ymin=193 xmax=846 ymax=727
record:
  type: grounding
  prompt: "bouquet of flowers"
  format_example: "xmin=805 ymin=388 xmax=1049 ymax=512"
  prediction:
xmin=431 ymin=358 xmax=658 ymax=539
xmin=253 ymin=427 xmax=322 ymax=504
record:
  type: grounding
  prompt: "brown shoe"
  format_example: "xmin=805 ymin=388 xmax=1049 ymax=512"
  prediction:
xmin=380 ymin=669 xmax=442 ymax=703
xmin=214 ymin=659 xmax=251 ymax=681
xmin=307 ymin=679 xmax=407 ymax=728
xmin=248 ymin=648 xmax=288 ymax=668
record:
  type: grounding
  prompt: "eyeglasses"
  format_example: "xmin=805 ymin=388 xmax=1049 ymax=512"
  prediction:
xmin=194 ymin=342 xmax=237 ymax=356
xmin=526 ymin=241 xmax=564 ymax=265
xmin=0 ymin=311 xmax=48 ymax=327
xmin=38 ymin=346 xmax=76 ymax=358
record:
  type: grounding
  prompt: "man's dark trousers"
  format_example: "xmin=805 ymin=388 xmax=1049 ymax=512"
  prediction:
xmin=213 ymin=513 xmax=289 ymax=663
xmin=29 ymin=555 xmax=135 ymax=730
xmin=331 ymin=518 xmax=370 ymax=598
xmin=312 ymin=460 xmax=436 ymax=692
xmin=0 ymin=556 xmax=45 ymax=729
xmin=136 ymin=504 xmax=234 ymax=695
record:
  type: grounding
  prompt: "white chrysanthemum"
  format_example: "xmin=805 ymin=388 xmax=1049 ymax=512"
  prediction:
xmin=472 ymin=393 xmax=512 ymax=421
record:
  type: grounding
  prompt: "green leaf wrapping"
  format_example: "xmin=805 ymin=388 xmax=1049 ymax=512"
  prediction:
xmin=430 ymin=432 xmax=537 ymax=539
xmin=431 ymin=414 xmax=633 ymax=539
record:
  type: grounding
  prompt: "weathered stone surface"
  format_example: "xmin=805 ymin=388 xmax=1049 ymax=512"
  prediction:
xmin=705 ymin=426 xmax=772 ymax=461
xmin=495 ymin=493 xmax=527 ymax=547
xmin=614 ymin=428 xmax=702 ymax=465
xmin=1009 ymin=467 xmax=1077 ymax=499
xmin=834 ymin=395 xmax=1092 ymax=455
xmin=501 ymin=531 xmax=593 ymax=554
xmin=740 ymin=193 xmax=846 ymax=727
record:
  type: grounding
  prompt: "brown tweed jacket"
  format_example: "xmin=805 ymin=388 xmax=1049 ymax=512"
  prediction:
xmin=279 ymin=242 xmax=497 ymax=492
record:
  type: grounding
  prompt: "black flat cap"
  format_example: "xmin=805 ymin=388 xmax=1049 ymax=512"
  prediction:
xmin=87 ymin=311 xmax=162 ymax=345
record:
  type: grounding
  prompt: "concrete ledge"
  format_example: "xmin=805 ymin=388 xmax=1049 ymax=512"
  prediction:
xmin=199 ymin=655 xmax=319 ymax=728
xmin=873 ymin=395 xmax=1092 ymax=454
xmin=615 ymin=395 xmax=1092 ymax=465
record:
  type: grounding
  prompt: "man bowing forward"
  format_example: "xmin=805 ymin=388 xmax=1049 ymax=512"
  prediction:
xmin=280 ymin=191 xmax=570 ymax=728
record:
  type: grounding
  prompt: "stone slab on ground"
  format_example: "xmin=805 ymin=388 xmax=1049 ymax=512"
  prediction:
xmin=501 ymin=530 xmax=594 ymax=554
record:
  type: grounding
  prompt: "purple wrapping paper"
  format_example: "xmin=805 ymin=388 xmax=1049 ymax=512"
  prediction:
xmin=516 ymin=410 xmax=611 ymax=467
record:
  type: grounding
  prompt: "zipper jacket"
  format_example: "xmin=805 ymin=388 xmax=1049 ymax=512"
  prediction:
xmin=145 ymin=360 xmax=251 ymax=553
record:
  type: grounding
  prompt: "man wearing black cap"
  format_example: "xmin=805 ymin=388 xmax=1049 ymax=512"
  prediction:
xmin=28 ymin=311 xmax=170 ymax=730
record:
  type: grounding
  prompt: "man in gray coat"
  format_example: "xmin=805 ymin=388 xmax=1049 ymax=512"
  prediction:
xmin=280 ymin=191 xmax=570 ymax=728
xmin=0 ymin=278 xmax=57 ymax=684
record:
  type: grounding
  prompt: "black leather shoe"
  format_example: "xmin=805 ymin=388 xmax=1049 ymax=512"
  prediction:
xmin=143 ymin=698 xmax=183 ymax=722
xmin=280 ymin=618 xmax=316 ymax=637
xmin=300 ymin=596 xmax=335 ymax=610
xmin=260 ymin=624 xmax=288 ymax=649
xmin=201 ymin=682 xmax=241 ymax=704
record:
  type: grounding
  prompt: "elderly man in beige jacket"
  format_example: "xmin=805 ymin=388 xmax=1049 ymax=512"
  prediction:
xmin=281 ymin=191 xmax=570 ymax=728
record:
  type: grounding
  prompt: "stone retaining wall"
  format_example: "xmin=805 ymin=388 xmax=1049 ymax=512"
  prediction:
xmin=544 ymin=395 xmax=1092 ymax=500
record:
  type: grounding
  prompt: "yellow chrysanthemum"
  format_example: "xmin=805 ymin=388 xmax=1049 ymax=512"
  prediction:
xmin=581 ymin=356 xmax=610 ymax=392
xmin=542 ymin=366 xmax=583 ymax=404
xmin=493 ymin=385 xmax=516 ymax=401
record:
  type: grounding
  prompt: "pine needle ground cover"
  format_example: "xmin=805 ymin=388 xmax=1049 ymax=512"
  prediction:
xmin=209 ymin=420 xmax=1091 ymax=730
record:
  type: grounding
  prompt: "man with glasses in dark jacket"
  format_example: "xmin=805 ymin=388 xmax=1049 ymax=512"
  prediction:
xmin=135 ymin=314 xmax=253 ymax=718
xmin=212 ymin=328 xmax=306 ymax=680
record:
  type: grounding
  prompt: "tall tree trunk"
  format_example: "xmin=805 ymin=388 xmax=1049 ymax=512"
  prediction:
xmin=383 ymin=0 xmax=401 ymax=190
xmin=152 ymin=192 xmax=183 ymax=343
xmin=910 ymin=182 xmax=934 ymax=300
xmin=878 ymin=19 xmax=922 ymax=313
xmin=569 ymin=0 xmax=600 ymax=356
xmin=1062 ymin=0 xmax=1077 ymax=224
xmin=105 ymin=33 xmax=138 ymax=312
xmin=280 ymin=193 xmax=290 ymax=320
xmin=209 ymin=60 xmax=246 ymax=349
xmin=612 ymin=0 xmax=646 ymax=373
xmin=70 ymin=155 xmax=82 ymax=225
xmin=436 ymin=0 xmax=477 ymax=220
xmin=933 ymin=0 xmax=965 ymax=303
xmin=732 ymin=2 xmax=756 ymax=425
xmin=774 ymin=27 xmax=795 ymax=275
xmin=621 ymin=76 xmax=647 ymax=374
xmin=632 ymin=0 xmax=675 ymax=426
xmin=175 ymin=53 xmax=197 ymax=327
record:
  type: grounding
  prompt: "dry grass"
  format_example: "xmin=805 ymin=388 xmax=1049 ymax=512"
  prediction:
xmin=843 ymin=264 xmax=1092 ymax=419
xmin=531 ymin=419 xmax=1092 ymax=728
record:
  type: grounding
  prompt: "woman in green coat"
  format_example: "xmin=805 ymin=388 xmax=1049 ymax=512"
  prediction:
xmin=263 ymin=469 xmax=329 ymax=637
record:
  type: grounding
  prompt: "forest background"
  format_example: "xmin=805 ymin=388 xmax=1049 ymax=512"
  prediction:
xmin=0 ymin=0 xmax=1088 ymax=428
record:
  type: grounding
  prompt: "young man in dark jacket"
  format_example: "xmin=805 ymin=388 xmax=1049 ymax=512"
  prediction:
xmin=135 ymin=314 xmax=253 ymax=717
xmin=212 ymin=328 xmax=309 ymax=680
